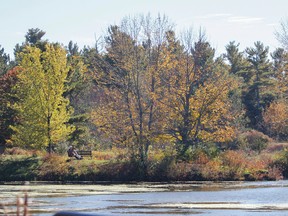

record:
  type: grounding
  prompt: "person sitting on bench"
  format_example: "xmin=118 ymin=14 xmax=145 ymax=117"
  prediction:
xmin=67 ymin=146 xmax=82 ymax=160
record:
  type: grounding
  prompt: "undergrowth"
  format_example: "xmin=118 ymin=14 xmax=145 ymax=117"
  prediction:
xmin=0 ymin=147 xmax=286 ymax=182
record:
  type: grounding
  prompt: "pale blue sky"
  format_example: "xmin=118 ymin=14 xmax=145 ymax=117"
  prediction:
xmin=1 ymin=0 xmax=287 ymax=57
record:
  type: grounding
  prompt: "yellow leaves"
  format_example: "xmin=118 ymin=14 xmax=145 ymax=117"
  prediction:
xmin=93 ymin=23 xmax=239 ymax=159
xmin=157 ymin=53 xmax=236 ymax=145
xmin=11 ymin=44 xmax=73 ymax=150
xmin=152 ymin=134 xmax=175 ymax=144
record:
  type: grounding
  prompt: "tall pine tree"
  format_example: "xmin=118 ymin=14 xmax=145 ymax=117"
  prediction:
xmin=243 ymin=41 xmax=274 ymax=128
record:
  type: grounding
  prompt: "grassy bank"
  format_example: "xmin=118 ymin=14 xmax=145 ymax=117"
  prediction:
xmin=1 ymin=146 xmax=288 ymax=182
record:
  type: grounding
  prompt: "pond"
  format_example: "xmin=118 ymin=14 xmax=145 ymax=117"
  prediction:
xmin=1 ymin=181 xmax=288 ymax=216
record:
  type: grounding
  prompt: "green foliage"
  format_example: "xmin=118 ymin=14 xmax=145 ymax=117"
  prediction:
xmin=0 ymin=45 xmax=11 ymax=76
xmin=225 ymin=41 xmax=247 ymax=75
xmin=64 ymin=41 xmax=94 ymax=149
xmin=10 ymin=44 xmax=74 ymax=152
xmin=25 ymin=28 xmax=46 ymax=45
xmin=14 ymin=28 xmax=48 ymax=64
xmin=178 ymin=143 xmax=219 ymax=162
xmin=243 ymin=42 xmax=274 ymax=128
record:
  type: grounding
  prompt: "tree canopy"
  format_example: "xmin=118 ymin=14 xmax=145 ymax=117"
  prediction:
xmin=10 ymin=44 xmax=73 ymax=152
xmin=0 ymin=15 xmax=287 ymax=167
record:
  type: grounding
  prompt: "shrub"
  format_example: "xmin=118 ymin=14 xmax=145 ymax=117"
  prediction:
xmin=266 ymin=143 xmax=288 ymax=152
xmin=4 ymin=147 xmax=46 ymax=157
xmin=219 ymin=150 xmax=247 ymax=180
xmin=273 ymin=149 xmax=288 ymax=178
xmin=236 ymin=130 xmax=272 ymax=153
xmin=201 ymin=159 xmax=222 ymax=180
xmin=93 ymin=149 xmax=123 ymax=161
xmin=180 ymin=144 xmax=219 ymax=162
xmin=38 ymin=154 xmax=70 ymax=181
xmin=147 ymin=157 xmax=172 ymax=181
xmin=165 ymin=161 xmax=198 ymax=181
xmin=4 ymin=147 xmax=32 ymax=156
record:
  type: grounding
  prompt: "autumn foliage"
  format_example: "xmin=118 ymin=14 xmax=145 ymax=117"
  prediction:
xmin=263 ymin=100 xmax=288 ymax=140
xmin=0 ymin=15 xmax=288 ymax=181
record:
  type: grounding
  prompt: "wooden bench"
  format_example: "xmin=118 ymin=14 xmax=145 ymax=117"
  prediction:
xmin=78 ymin=150 xmax=92 ymax=158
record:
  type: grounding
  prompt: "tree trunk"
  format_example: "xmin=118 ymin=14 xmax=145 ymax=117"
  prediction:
xmin=47 ymin=115 xmax=52 ymax=154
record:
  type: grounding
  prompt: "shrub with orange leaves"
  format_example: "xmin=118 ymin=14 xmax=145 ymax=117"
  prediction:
xmin=38 ymin=154 xmax=69 ymax=180
xmin=201 ymin=159 xmax=223 ymax=180
xmin=219 ymin=150 xmax=247 ymax=180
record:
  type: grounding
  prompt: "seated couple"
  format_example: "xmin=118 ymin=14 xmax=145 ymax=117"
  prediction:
xmin=67 ymin=146 xmax=83 ymax=160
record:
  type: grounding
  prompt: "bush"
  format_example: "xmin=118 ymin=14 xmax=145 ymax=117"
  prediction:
xmin=201 ymin=159 xmax=223 ymax=180
xmin=273 ymin=149 xmax=288 ymax=178
xmin=0 ymin=146 xmax=285 ymax=182
xmin=38 ymin=154 xmax=70 ymax=181
xmin=179 ymin=144 xmax=219 ymax=162
xmin=236 ymin=130 xmax=272 ymax=153
xmin=219 ymin=150 xmax=247 ymax=180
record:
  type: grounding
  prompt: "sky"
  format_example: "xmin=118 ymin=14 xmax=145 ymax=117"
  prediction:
xmin=1 ymin=0 xmax=288 ymax=57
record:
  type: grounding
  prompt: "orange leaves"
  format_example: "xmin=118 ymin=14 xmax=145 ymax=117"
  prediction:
xmin=158 ymin=49 xmax=236 ymax=147
xmin=263 ymin=100 xmax=288 ymax=139
xmin=92 ymin=17 xmax=240 ymax=160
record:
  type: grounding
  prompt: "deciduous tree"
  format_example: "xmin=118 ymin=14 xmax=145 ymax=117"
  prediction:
xmin=92 ymin=15 xmax=173 ymax=173
xmin=10 ymin=44 xmax=73 ymax=152
xmin=263 ymin=100 xmax=288 ymax=140
xmin=158 ymin=31 xmax=236 ymax=155
xmin=0 ymin=67 xmax=19 ymax=146
xmin=275 ymin=19 xmax=288 ymax=51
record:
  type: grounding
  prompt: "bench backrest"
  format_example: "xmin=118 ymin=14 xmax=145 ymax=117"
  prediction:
xmin=78 ymin=150 xmax=92 ymax=157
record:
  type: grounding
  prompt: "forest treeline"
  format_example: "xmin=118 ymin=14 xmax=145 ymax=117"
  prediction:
xmin=0 ymin=14 xmax=288 ymax=172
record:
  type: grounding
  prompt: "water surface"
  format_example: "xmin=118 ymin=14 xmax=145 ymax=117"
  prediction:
xmin=1 ymin=181 xmax=288 ymax=216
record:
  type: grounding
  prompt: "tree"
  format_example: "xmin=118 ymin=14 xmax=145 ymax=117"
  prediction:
xmin=271 ymin=48 xmax=288 ymax=99
xmin=263 ymin=100 xmax=288 ymax=140
xmin=275 ymin=19 xmax=288 ymax=51
xmin=65 ymin=41 xmax=87 ymax=111
xmin=14 ymin=28 xmax=47 ymax=63
xmin=224 ymin=41 xmax=249 ymax=77
xmin=65 ymin=41 xmax=92 ymax=148
xmin=224 ymin=42 xmax=249 ymax=131
xmin=261 ymin=48 xmax=288 ymax=139
xmin=243 ymin=41 xmax=274 ymax=128
xmin=10 ymin=44 xmax=73 ymax=152
xmin=25 ymin=28 xmax=46 ymax=45
xmin=0 ymin=45 xmax=11 ymax=76
xmin=0 ymin=67 xmax=19 ymax=146
xmin=92 ymin=14 xmax=173 ymax=173
xmin=158 ymin=31 xmax=236 ymax=156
